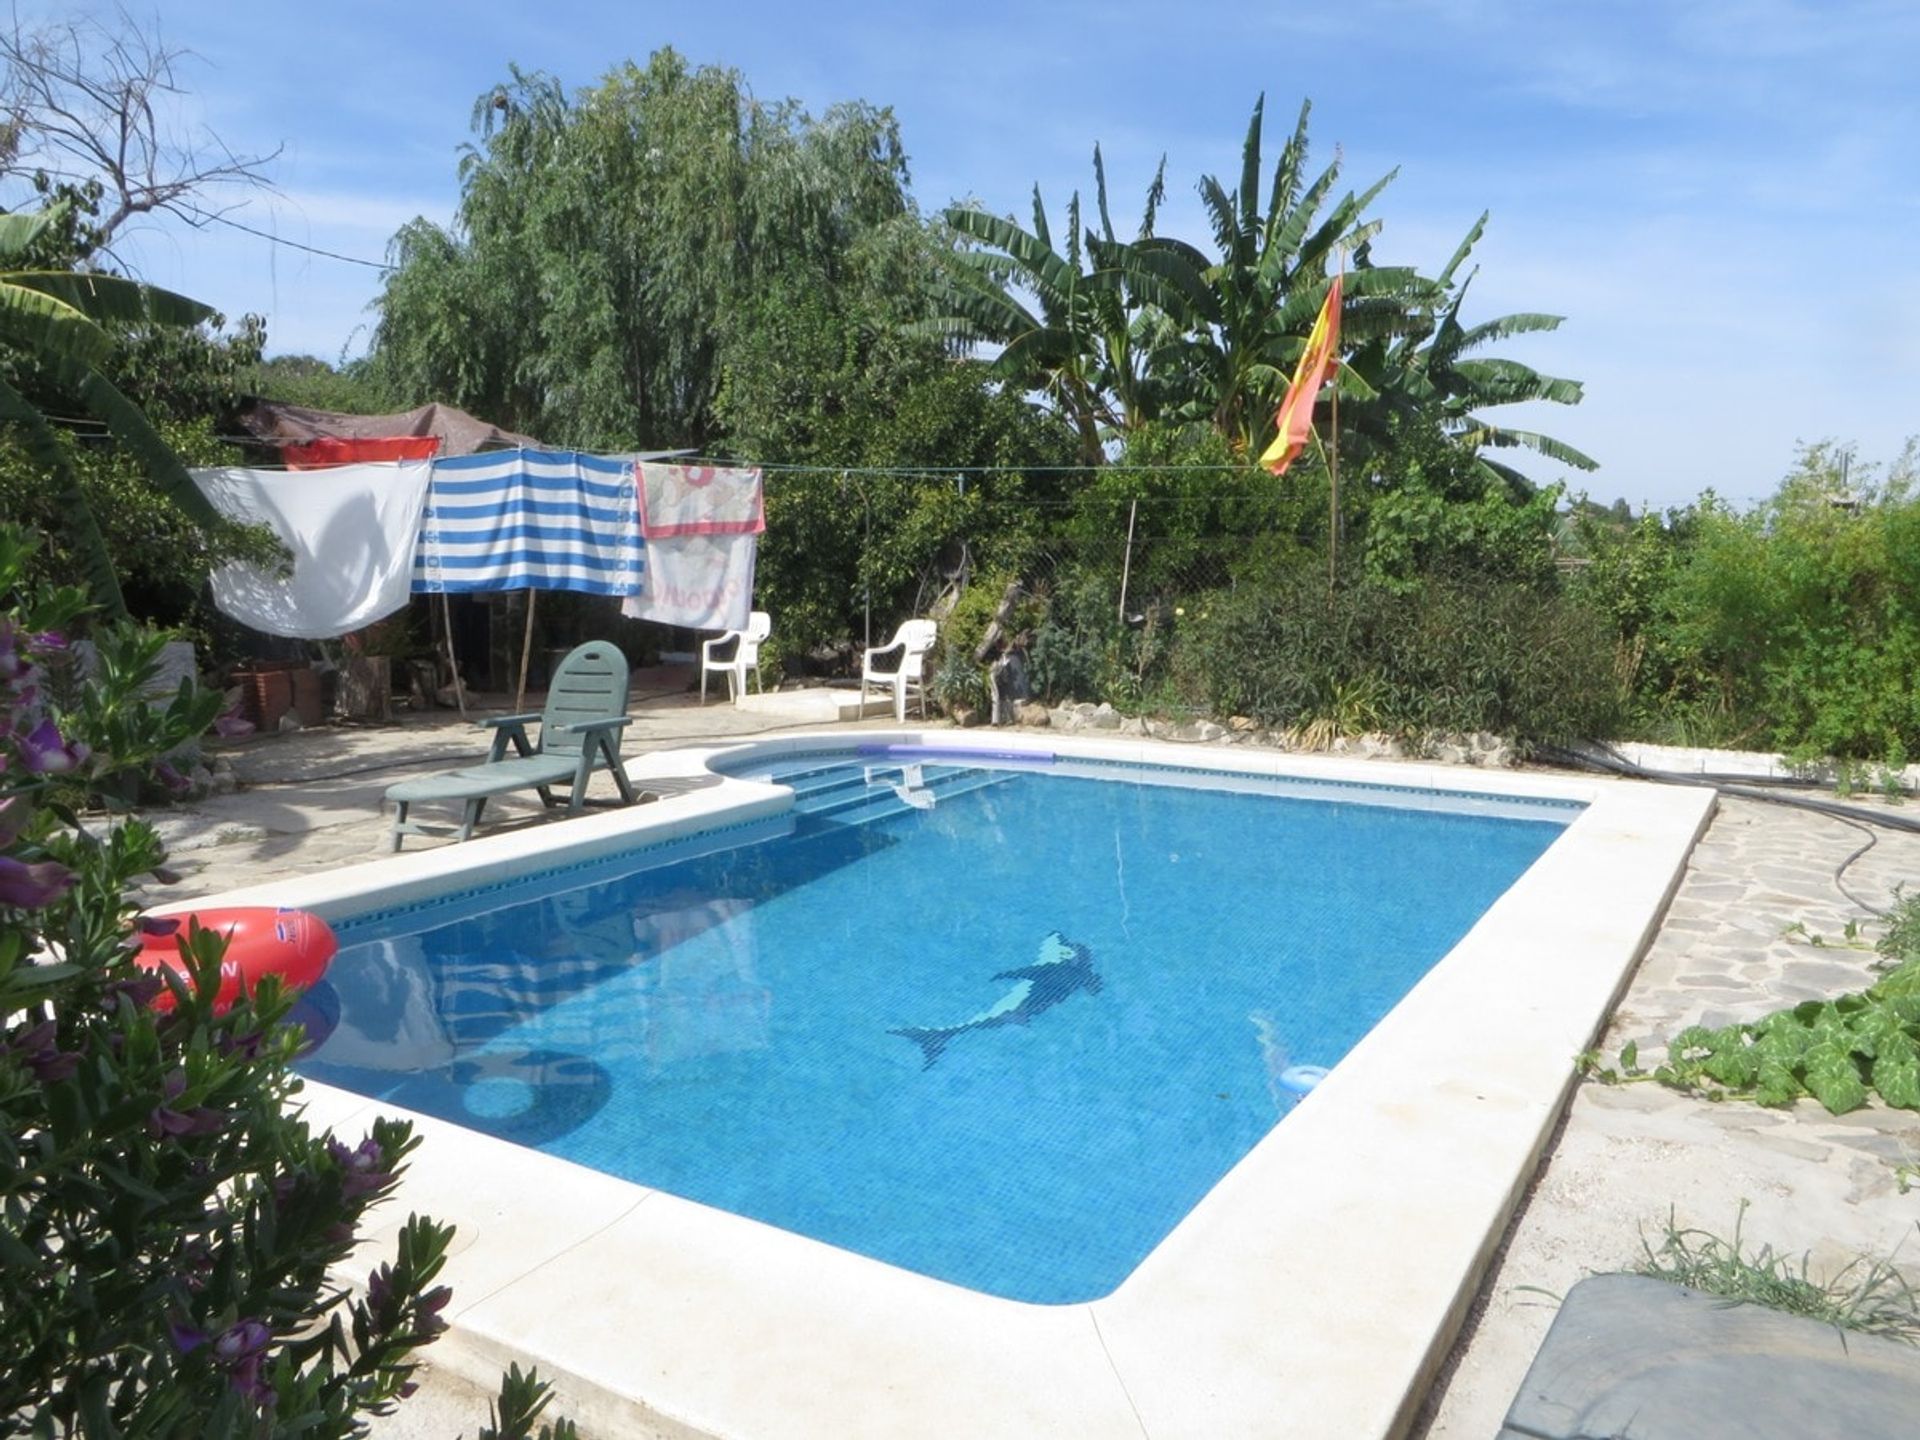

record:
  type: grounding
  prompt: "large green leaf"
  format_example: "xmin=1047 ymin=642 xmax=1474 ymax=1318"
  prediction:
xmin=1453 ymin=358 xmax=1585 ymax=407
xmin=4 ymin=271 xmax=216 ymax=329
xmin=945 ymin=206 xmax=1080 ymax=311
xmin=1437 ymin=212 xmax=1489 ymax=289
xmin=0 ymin=208 xmax=55 ymax=260
xmin=1469 ymin=425 xmax=1599 ymax=470
xmin=0 ymin=281 xmax=113 ymax=368
xmin=1456 ymin=312 xmax=1567 ymax=352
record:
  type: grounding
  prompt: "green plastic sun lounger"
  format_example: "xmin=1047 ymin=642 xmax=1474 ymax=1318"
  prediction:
xmin=386 ymin=640 xmax=638 ymax=850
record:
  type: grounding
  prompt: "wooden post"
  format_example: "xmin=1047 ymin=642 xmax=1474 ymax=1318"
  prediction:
xmin=438 ymin=592 xmax=467 ymax=717
xmin=514 ymin=588 xmax=539 ymax=712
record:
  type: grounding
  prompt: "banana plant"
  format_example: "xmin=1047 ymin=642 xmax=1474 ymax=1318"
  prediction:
xmin=0 ymin=204 xmax=232 ymax=616
xmin=1127 ymin=96 xmax=1435 ymax=455
xmin=1341 ymin=210 xmax=1596 ymax=494
xmin=923 ymin=148 xmax=1175 ymax=466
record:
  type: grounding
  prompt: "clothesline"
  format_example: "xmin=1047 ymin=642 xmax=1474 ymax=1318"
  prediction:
xmin=192 ymin=451 xmax=764 ymax=642
xmin=56 ymin=419 xmax=1292 ymax=478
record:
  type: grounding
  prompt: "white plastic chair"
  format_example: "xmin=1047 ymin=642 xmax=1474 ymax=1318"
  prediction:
xmin=700 ymin=611 xmax=771 ymax=705
xmin=861 ymin=618 xmax=937 ymax=722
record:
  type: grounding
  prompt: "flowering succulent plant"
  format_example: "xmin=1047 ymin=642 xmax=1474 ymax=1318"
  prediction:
xmin=0 ymin=526 xmax=574 ymax=1439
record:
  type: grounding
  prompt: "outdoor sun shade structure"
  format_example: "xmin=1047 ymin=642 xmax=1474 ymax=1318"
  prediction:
xmin=180 ymin=732 xmax=1714 ymax=1439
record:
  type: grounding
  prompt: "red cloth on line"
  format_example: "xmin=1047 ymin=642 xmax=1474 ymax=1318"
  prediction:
xmin=284 ymin=436 xmax=441 ymax=469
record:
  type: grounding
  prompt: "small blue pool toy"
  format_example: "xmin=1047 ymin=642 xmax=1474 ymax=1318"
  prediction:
xmin=1277 ymin=1064 xmax=1330 ymax=1096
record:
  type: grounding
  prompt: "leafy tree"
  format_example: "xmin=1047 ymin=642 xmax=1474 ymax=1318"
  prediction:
xmin=1353 ymin=413 xmax=1562 ymax=591
xmin=929 ymin=96 xmax=1588 ymax=492
xmin=246 ymin=354 xmax=395 ymax=415
xmin=716 ymin=212 xmax=1079 ymax=656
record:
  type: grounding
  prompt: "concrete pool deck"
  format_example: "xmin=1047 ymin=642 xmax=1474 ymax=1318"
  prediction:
xmin=138 ymin=708 xmax=1920 ymax=1437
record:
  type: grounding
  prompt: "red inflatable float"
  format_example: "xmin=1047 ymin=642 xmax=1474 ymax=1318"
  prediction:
xmin=134 ymin=907 xmax=337 ymax=1013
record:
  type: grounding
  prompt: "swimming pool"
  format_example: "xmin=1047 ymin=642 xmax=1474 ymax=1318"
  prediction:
xmin=297 ymin=750 xmax=1577 ymax=1303
xmin=191 ymin=731 xmax=1713 ymax=1438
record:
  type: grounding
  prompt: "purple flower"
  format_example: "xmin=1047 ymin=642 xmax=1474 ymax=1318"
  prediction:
xmin=16 ymin=717 xmax=88 ymax=774
xmin=28 ymin=630 xmax=67 ymax=653
xmin=153 ymin=760 xmax=193 ymax=796
xmin=0 ymin=622 xmax=28 ymax=683
xmin=0 ymin=855 xmax=73 ymax=909
xmin=167 ymin=1318 xmax=208 ymax=1354
xmin=102 ymin=972 xmax=166 ymax=1008
xmin=178 ymin=1237 xmax=214 ymax=1292
xmin=4 ymin=1019 xmax=80 ymax=1082
xmin=212 ymin=1318 xmax=275 ymax=1404
xmin=147 ymin=1069 xmax=224 ymax=1139
xmin=366 ymin=1263 xmax=393 ymax=1315
xmin=216 ymin=1025 xmax=266 ymax=1061
xmin=328 ymin=1135 xmax=393 ymax=1200
xmin=418 ymin=1285 xmax=452 ymax=1337
xmin=212 ymin=706 xmax=255 ymax=739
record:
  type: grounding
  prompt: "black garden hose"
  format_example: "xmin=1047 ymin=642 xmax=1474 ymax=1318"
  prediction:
xmin=1539 ymin=742 xmax=1920 ymax=917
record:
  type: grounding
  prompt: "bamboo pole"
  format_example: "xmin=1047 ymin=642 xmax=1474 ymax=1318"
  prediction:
xmin=1117 ymin=497 xmax=1139 ymax=623
xmin=514 ymin=588 xmax=538 ymax=712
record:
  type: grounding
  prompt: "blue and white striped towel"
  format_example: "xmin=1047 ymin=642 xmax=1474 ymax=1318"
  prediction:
xmin=411 ymin=449 xmax=644 ymax=596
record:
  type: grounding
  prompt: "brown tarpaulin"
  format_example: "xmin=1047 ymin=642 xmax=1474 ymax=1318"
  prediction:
xmin=237 ymin=400 xmax=541 ymax=457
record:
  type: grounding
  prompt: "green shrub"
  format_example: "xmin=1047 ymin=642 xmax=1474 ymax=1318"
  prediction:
xmin=1575 ymin=441 xmax=1920 ymax=759
xmin=1181 ymin=566 xmax=1621 ymax=743
xmin=0 ymin=526 xmax=572 ymax=1438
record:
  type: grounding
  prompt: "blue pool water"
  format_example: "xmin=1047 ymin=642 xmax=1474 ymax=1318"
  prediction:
xmin=299 ymin=752 xmax=1576 ymax=1303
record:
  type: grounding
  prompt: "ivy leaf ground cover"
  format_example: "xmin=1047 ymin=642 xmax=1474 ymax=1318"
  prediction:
xmin=1593 ymin=958 xmax=1920 ymax=1115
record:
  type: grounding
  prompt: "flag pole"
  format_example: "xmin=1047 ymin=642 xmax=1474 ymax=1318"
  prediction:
xmin=1327 ymin=255 xmax=1344 ymax=594
xmin=1328 ymin=370 xmax=1341 ymax=593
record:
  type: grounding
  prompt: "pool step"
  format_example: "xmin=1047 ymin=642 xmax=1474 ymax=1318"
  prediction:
xmin=722 ymin=754 xmax=1017 ymax=825
xmin=805 ymin=767 xmax=1011 ymax=826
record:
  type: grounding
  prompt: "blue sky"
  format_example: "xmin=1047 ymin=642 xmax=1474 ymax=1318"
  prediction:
xmin=34 ymin=0 xmax=1920 ymax=508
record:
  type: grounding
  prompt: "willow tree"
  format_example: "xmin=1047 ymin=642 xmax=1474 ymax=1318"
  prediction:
xmin=371 ymin=51 xmax=920 ymax=451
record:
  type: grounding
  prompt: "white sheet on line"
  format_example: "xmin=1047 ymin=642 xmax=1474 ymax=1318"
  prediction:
xmin=192 ymin=461 xmax=433 ymax=639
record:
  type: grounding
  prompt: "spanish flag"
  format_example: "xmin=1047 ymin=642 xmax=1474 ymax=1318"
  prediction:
xmin=1259 ymin=274 xmax=1343 ymax=476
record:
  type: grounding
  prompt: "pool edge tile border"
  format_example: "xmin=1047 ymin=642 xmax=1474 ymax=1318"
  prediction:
xmin=217 ymin=732 xmax=1710 ymax=1440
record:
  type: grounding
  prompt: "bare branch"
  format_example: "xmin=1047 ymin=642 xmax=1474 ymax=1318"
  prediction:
xmin=0 ymin=6 xmax=279 ymax=251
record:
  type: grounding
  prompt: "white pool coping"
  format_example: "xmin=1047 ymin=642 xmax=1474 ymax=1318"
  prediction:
xmin=183 ymin=732 xmax=1715 ymax=1439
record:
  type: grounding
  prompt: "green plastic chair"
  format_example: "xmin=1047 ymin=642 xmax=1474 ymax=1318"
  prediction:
xmin=386 ymin=640 xmax=638 ymax=850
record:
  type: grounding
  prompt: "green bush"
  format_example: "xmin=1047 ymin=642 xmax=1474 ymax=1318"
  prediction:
xmin=1573 ymin=441 xmax=1920 ymax=759
xmin=1181 ymin=565 xmax=1621 ymax=743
